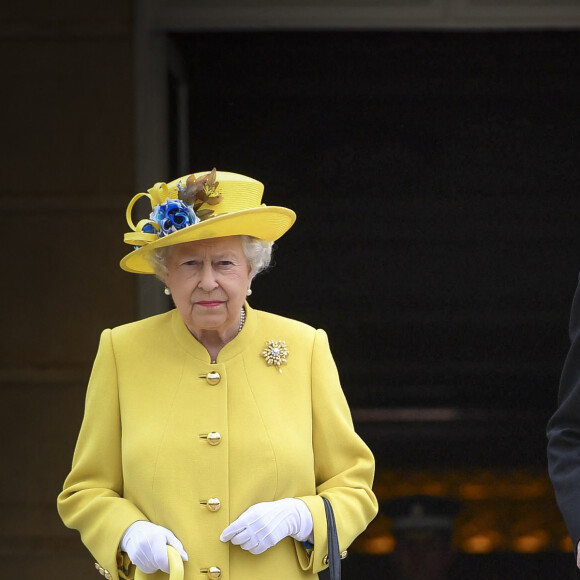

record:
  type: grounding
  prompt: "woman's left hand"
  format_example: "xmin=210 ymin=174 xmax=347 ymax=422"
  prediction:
xmin=220 ymin=498 xmax=313 ymax=554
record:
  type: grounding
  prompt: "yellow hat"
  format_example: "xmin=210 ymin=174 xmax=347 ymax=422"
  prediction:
xmin=120 ymin=169 xmax=296 ymax=274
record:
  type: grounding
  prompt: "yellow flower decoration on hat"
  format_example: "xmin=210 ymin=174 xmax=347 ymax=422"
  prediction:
xmin=261 ymin=340 xmax=289 ymax=373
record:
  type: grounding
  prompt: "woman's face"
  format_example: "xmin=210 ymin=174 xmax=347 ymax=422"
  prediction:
xmin=164 ymin=236 xmax=252 ymax=338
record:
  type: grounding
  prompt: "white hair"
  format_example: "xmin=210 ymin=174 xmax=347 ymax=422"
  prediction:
xmin=148 ymin=235 xmax=274 ymax=281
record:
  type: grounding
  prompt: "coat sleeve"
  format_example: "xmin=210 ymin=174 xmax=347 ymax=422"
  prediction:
xmin=57 ymin=329 xmax=148 ymax=580
xmin=296 ymin=329 xmax=378 ymax=573
xmin=547 ymin=273 xmax=580 ymax=552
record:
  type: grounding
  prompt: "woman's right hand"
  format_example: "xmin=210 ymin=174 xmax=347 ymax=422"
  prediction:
xmin=120 ymin=521 xmax=189 ymax=573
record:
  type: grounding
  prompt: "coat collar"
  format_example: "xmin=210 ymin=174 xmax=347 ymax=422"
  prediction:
xmin=170 ymin=301 xmax=256 ymax=363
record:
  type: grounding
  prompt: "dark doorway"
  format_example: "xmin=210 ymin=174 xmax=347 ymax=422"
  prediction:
xmin=172 ymin=30 xmax=580 ymax=578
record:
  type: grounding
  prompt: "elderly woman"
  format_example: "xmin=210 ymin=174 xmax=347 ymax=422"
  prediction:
xmin=57 ymin=170 xmax=378 ymax=580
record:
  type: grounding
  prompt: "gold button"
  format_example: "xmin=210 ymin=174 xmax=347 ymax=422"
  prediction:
xmin=94 ymin=563 xmax=101 ymax=571
xmin=104 ymin=573 xmax=112 ymax=580
xmin=206 ymin=371 xmax=221 ymax=385
xmin=323 ymin=550 xmax=347 ymax=566
xmin=207 ymin=566 xmax=222 ymax=579
xmin=207 ymin=498 xmax=221 ymax=511
xmin=207 ymin=431 xmax=221 ymax=445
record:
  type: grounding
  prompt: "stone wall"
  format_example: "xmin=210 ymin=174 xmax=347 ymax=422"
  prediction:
xmin=0 ymin=2 xmax=136 ymax=578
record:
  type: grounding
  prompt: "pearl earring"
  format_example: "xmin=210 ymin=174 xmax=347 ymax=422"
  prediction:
xmin=164 ymin=287 xmax=171 ymax=296
xmin=246 ymin=288 xmax=252 ymax=296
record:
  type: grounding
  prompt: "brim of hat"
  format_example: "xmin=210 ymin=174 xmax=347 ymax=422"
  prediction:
xmin=120 ymin=205 xmax=296 ymax=274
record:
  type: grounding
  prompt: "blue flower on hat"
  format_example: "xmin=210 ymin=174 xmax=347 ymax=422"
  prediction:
xmin=148 ymin=198 xmax=200 ymax=237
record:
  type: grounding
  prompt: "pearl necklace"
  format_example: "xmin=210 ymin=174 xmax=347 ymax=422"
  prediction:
xmin=238 ymin=306 xmax=246 ymax=333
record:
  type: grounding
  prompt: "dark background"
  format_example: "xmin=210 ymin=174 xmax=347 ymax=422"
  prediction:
xmin=172 ymin=29 xmax=580 ymax=463
xmin=168 ymin=30 xmax=580 ymax=578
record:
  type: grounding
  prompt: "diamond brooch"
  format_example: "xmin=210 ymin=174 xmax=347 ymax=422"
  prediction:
xmin=261 ymin=340 xmax=289 ymax=373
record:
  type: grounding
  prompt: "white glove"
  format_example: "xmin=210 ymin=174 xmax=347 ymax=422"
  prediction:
xmin=220 ymin=498 xmax=314 ymax=555
xmin=120 ymin=521 xmax=188 ymax=574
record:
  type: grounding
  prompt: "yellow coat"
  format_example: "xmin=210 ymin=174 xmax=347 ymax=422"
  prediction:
xmin=57 ymin=305 xmax=378 ymax=580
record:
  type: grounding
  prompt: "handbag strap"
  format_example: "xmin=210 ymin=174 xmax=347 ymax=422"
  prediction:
xmin=323 ymin=497 xmax=341 ymax=580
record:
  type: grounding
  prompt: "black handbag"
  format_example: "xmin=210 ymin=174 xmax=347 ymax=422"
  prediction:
xmin=322 ymin=497 xmax=341 ymax=580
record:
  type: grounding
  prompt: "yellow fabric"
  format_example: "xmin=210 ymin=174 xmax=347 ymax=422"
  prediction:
xmin=117 ymin=549 xmax=135 ymax=579
xmin=57 ymin=305 xmax=378 ymax=580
